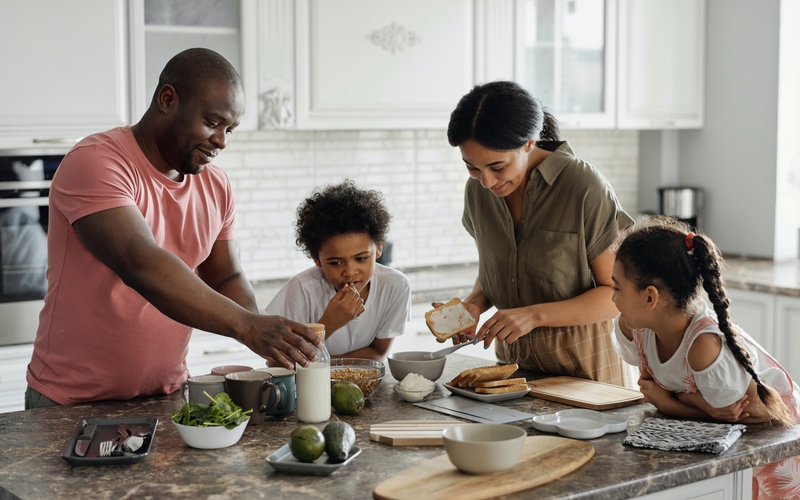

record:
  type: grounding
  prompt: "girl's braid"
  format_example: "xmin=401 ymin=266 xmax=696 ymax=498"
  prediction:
xmin=692 ymin=233 xmax=794 ymax=426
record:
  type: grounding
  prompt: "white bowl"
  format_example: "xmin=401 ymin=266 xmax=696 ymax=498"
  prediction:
xmin=395 ymin=385 xmax=435 ymax=402
xmin=442 ymin=424 xmax=526 ymax=474
xmin=387 ymin=351 xmax=446 ymax=381
xmin=173 ymin=420 xmax=248 ymax=449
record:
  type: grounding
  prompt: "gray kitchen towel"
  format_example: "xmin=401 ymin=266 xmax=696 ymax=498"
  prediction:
xmin=623 ymin=417 xmax=746 ymax=454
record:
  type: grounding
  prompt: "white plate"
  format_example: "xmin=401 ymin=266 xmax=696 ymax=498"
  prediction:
xmin=265 ymin=444 xmax=361 ymax=475
xmin=532 ymin=409 xmax=628 ymax=440
xmin=443 ymin=383 xmax=530 ymax=403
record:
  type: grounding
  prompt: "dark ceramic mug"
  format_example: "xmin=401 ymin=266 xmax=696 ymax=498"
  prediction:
xmin=256 ymin=367 xmax=296 ymax=416
xmin=224 ymin=371 xmax=282 ymax=425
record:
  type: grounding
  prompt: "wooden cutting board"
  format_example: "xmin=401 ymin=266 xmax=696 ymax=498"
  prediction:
xmin=527 ymin=376 xmax=644 ymax=410
xmin=373 ymin=436 xmax=594 ymax=500
xmin=370 ymin=420 xmax=464 ymax=446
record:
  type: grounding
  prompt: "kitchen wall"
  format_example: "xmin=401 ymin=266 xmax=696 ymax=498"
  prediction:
xmin=638 ymin=0 xmax=800 ymax=261
xmin=217 ymin=129 xmax=639 ymax=283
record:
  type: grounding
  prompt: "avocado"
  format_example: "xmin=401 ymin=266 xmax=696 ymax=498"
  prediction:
xmin=323 ymin=421 xmax=356 ymax=463
xmin=289 ymin=425 xmax=325 ymax=463
xmin=331 ymin=381 xmax=365 ymax=415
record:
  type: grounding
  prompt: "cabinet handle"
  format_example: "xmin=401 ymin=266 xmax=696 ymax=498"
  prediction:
xmin=32 ymin=137 xmax=82 ymax=145
xmin=203 ymin=347 xmax=247 ymax=355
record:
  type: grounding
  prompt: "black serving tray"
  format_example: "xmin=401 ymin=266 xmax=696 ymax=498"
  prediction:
xmin=61 ymin=417 xmax=158 ymax=466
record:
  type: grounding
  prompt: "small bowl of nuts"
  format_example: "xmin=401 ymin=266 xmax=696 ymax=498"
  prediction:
xmin=330 ymin=358 xmax=385 ymax=399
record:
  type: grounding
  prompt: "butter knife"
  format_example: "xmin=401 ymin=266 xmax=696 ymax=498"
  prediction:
xmin=74 ymin=423 xmax=97 ymax=457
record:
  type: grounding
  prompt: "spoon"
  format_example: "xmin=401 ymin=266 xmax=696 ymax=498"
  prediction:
xmin=424 ymin=337 xmax=480 ymax=360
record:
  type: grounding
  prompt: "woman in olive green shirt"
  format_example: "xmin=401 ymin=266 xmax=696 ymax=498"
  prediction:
xmin=447 ymin=81 xmax=634 ymax=385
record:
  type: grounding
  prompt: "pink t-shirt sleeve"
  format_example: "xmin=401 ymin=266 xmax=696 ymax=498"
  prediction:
xmin=51 ymin=144 xmax=138 ymax=225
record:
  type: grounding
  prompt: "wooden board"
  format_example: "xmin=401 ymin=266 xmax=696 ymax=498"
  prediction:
xmin=373 ymin=436 xmax=594 ymax=500
xmin=369 ymin=420 xmax=464 ymax=446
xmin=527 ymin=376 xmax=644 ymax=410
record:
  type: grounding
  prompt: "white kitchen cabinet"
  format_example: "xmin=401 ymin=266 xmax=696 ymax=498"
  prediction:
xmin=515 ymin=0 xmax=617 ymax=129
xmin=775 ymin=295 xmax=800 ymax=383
xmin=639 ymin=469 xmax=752 ymax=500
xmin=727 ymin=288 xmax=800 ymax=382
xmin=0 ymin=344 xmax=34 ymax=414
xmin=288 ymin=0 xmax=477 ymax=130
xmin=0 ymin=0 xmax=128 ymax=149
xmin=128 ymin=0 xmax=259 ymax=130
xmin=727 ymin=288 xmax=776 ymax=354
xmin=617 ymin=0 xmax=706 ymax=129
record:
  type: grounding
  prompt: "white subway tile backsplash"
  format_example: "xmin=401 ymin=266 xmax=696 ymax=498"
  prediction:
xmin=222 ymin=129 xmax=638 ymax=282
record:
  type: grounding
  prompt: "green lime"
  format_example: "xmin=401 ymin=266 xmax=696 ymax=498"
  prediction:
xmin=289 ymin=425 xmax=325 ymax=462
xmin=331 ymin=381 xmax=365 ymax=415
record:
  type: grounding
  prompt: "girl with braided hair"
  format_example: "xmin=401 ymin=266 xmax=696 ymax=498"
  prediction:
xmin=611 ymin=216 xmax=800 ymax=499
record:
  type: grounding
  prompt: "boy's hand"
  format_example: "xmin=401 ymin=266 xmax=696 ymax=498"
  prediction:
xmin=321 ymin=284 xmax=365 ymax=333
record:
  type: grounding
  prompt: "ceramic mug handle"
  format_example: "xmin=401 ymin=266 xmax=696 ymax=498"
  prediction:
xmin=259 ymin=381 xmax=282 ymax=413
xmin=179 ymin=381 xmax=189 ymax=404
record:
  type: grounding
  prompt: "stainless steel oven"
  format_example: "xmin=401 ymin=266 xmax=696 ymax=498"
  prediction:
xmin=0 ymin=154 xmax=63 ymax=346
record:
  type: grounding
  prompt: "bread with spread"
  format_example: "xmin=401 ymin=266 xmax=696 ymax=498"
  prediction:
xmin=425 ymin=298 xmax=478 ymax=341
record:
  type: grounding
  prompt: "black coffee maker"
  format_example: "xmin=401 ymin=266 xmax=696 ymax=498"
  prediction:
xmin=658 ymin=187 xmax=703 ymax=231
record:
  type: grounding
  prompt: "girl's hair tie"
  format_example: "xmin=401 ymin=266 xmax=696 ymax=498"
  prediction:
xmin=686 ymin=232 xmax=695 ymax=254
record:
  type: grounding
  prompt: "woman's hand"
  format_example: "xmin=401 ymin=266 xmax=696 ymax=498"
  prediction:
xmin=476 ymin=307 xmax=536 ymax=348
xmin=431 ymin=300 xmax=480 ymax=344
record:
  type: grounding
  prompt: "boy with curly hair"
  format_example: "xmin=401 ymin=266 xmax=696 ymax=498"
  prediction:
xmin=265 ymin=180 xmax=411 ymax=360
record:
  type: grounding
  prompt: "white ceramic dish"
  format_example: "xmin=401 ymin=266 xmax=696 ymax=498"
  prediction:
xmin=173 ymin=420 xmax=248 ymax=449
xmin=531 ymin=409 xmax=628 ymax=440
xmin=265 ymin=444 xmax=362 ymax=475
xmin=395 ymin=385 xmax=435 ymax=402
xmin=443 ymin=383 xmax=530 ymax=403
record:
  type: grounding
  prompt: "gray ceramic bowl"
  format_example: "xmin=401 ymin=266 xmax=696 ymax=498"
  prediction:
xmin=387 ymin=351 xmax=446 ymax=382
xmin=442 ymin=424 xmax=526 ymax=474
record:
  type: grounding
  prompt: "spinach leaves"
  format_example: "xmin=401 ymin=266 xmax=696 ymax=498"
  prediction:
xmin=171 ymin=392 xmax=251 ymax=430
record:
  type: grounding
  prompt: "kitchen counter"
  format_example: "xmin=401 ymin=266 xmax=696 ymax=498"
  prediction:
xmin=2 ymin=354 xmax=799 ymax=500
xmin=723 ymin=257 xmax=800 ymax=298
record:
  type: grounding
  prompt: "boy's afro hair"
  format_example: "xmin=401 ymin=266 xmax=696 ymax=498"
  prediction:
xmin=295 ymin=179 xmax=391 ymax=260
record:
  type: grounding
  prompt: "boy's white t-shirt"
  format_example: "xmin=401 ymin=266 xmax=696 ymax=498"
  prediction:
xmin=265 ymin=264 xmax=411 ymax=356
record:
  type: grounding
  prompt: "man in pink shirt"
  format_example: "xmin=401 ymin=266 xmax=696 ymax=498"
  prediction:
xmin=26 ymin=48 xmax=320 ymax=407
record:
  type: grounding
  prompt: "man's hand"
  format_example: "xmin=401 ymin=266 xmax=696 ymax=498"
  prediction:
xmin=242 ymin=315 xmax=321 ymax=370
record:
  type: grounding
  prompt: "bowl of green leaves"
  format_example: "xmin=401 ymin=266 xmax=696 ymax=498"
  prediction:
xmin=171 ymin=392 xmax=251 ymax=449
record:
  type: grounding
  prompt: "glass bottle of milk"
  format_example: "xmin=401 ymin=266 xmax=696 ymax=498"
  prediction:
xmin=296 ymin=323 xmax=331 ymax=423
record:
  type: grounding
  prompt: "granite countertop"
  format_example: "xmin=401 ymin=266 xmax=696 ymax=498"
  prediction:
xmin=723 ymin=258 xmax=800 ymax=297
xmin=2 ymin=354 xmax=799 ymax=500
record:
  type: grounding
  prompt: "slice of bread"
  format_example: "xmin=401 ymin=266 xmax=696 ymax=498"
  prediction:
xmin=451 ymin=364 xmax=519 ymax=388
xmin=473 ymin=377 xmax=527 ymax=388
xmin=474 ymin=384 xmax=530 ymax=394
xmin=425 ymin=298 xmax=478 ymax=341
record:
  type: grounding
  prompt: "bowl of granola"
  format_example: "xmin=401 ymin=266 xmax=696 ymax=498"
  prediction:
xmin=330 ymin=358 xmax=385 ymax=399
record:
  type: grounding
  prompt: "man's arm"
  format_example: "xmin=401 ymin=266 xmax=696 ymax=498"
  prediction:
xmin=73 ymin=205 xmax=319 ymax=368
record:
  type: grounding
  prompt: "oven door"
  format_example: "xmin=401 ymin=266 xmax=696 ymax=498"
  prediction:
xmin=0 ymin=155 xmax=60 ymax=346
